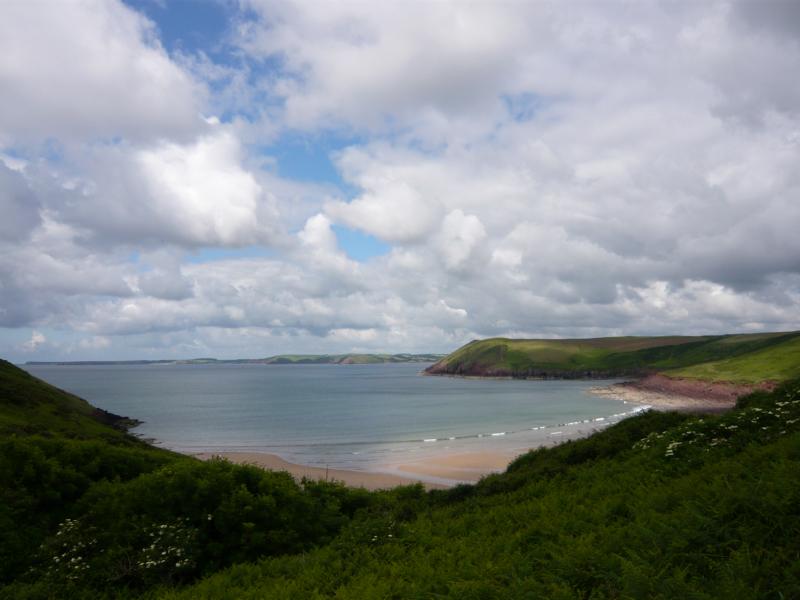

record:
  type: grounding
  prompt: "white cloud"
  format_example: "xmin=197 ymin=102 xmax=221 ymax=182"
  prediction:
xmin=134 ymin=130 xmax=268 ymax=246
xmin=3 ymin=0 xmax=800 ymax=361
xmin=0 ymin=0 xmax=204 ymax=143
xmin=42 ymin=128 xmax=280 ymax=248
xmin=326 ymin=180 xmax=441 ymax=243
xmin=239 ymin=0 xmax=535 ymax=132
xmin=435 ymin=210 xmax=486 ymax=271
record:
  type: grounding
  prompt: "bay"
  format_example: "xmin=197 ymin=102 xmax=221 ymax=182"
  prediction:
xmin=24 ymin=363 xmax=640 ymax=470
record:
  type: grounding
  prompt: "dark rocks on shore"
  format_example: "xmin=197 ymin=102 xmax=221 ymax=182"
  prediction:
xmin=90 ymin=407 xmax=142 ymax=431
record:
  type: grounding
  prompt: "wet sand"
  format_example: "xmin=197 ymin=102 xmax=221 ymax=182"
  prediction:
xmin=196 ymin=451 xmax=450 ymax=490
xmin=390 ymin=451 xmax=515 ymax=481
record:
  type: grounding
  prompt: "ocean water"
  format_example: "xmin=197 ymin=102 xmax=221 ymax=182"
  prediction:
xmin=24 ymin=363 xmax=642 ymax=470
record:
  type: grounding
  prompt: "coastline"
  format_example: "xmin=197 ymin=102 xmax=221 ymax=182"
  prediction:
xmin=589 ymin=384 xmax=732 ymax=413
xmin=185 ymin=376 xmax=752 ymax=489
xmin=192 ymin=389 xmax=654 ymax=490
xmin=195 ymin=449 xmax=534 ymax=490
xmin=588 ymin=373 xmax=771 ymax=413
xmin=196 ymin=451 xmax=444 ymax=490
xmin=192 ymin=419 xmax=631 ymax=491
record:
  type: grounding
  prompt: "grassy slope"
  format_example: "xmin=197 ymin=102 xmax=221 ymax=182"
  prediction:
xmin=669 ymin=334 xmax=800 ymax=383
xmin=0 ymin=359 xmax=139 ymax=442
xmin=155 ymin=381 xmax=800 ymax=599
xmin=0 ymin=360 xmax=182 ymax=585
xmin=427 ymin=331 xmax=800 ymax=383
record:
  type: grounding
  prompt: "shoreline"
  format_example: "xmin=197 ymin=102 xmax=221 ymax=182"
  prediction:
xmin=192 ymin=423 xmax=623 ymax=491
xmin=192 ymin=392 xmax=652 ymax=490
xmin=589 ymin=383 xmax=733 ymax=413
xmin=590 ymin=373 xmax=775 ymax=413
xmin=194 ymin=377 xmax=751 ymax=491
xmin=194 ymin=451 xmax=521 ymax=490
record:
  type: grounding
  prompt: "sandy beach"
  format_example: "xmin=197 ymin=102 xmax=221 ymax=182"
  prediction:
xmin=196 ymin=450 xmax=523 ymax=490
xmin=196 ymin=451 xmax=445 ymax=490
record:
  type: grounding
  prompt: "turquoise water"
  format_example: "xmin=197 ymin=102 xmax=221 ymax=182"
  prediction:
xmin=24 ymin=363 xmax=640 ymax=470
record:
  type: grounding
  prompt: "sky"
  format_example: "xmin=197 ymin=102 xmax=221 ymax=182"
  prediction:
xmin=1 ymin=0 xmax=799 ymax=362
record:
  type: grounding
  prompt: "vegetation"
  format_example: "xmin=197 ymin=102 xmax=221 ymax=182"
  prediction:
xmin=669 ymin=334 xmax=800 ymax=383
xmin=0 ymin=360 xmax=379 ymax=597
xmin=426 ymin=331 xmax=800 ymax=383
xmin=3 ymin=357 xmax=800 ymax=598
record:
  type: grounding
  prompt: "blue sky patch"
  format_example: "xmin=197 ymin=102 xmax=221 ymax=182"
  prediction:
xmin=123 ymin=0 xmax=231 ymax=57
xmin=332 ymin=225 xmax=390 ymax=262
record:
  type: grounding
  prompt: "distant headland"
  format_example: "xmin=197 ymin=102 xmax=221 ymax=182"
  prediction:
xmin=26 ymin=353 xmax=444 ymax=366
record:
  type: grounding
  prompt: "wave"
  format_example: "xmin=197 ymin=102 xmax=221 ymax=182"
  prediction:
xmin=170 ymin=405 xmax=650 ymax=452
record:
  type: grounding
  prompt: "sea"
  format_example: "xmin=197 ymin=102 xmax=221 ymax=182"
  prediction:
xmin=24 ymin=362 xmax=646 ymax=471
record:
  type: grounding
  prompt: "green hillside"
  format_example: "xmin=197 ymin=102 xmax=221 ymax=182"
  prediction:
xmin=669 ymin=334 xmax=800 ymax=384
xmin=0 ymin=359 xmax=143 ymax=441
xmin=4 ymin=358 xmax=800 ymax=598
xmin=426 ymin=331 xmax=800 ymax=383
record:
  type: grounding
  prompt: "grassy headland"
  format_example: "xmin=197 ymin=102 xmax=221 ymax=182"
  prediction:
xmin=425 ymin=331 xmax=800 ymax=385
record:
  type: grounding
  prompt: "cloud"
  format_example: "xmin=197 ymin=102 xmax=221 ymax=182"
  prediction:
xmin=2 ymin=0 xmax=800 ymax=361
xmin=78 ymin=336 xmax=111 ymax=350
xmin=238 ymin=0 xmax=535 ymax=132
xmin=33 ymin=128 xmax=281 ymax=249
xmin=0 ymin=161 xmax=41 ymax=242
xmin=0 ymin=0 xmax=204 ymax=143
xmin=731 ymin=0 xmax=800 ymax=39
xmin=435 ymin=210 xmax=487 ymax=271
xmin=21 ymin=331 xmax=46 ymax=353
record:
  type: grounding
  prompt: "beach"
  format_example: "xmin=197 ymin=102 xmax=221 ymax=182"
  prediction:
xmin=195 ymin=450 xmax=525 ymax=490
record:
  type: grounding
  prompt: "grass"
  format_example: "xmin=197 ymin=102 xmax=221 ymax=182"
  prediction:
xmin=428 ymin=331 xmax=800 ymax=384
xmin=0 ymin=359 xmax=140 ymax=443
xmin=668 ymin=335 xmax=800 ymax=383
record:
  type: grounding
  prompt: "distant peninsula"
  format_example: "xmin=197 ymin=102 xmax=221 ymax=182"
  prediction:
xmin=26 ymin=353 xmax=444 ymax=366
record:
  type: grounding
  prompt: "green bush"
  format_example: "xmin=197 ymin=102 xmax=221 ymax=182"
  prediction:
xmin=22 ymin=458 xmax=379 ymax=592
